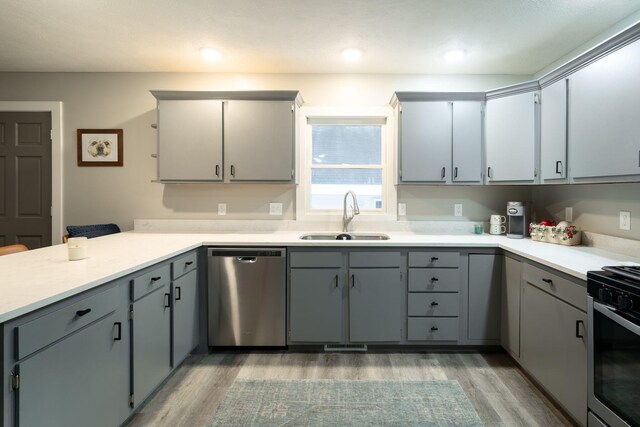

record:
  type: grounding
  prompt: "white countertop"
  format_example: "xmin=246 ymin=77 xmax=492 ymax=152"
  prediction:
xmin=1 ymin=231 xmax=638 ymax=323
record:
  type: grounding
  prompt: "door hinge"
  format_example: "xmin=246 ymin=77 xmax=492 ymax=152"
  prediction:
xmin=534 ymin=93 xmax=540 ymax=104
xmin=128 ymin=310 xmax=134 ymax=321
xmin=291 ymin=103 xmax=295 ymax=112
xmin=10 ymin=372 xmax=19 ymax=391
xmin=129 ymin=394 xmax=135 ymax=408
xmin=399 ymin=170 xmax=402 ymax=179
xmin=291 ymin=169 xmax=295 ymax=178
xmin=50 ymin=129 xmax=53 ymax=141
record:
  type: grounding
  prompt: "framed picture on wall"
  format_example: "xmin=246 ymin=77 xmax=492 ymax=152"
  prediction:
xmin=77 ymin=129 xmax=123 ymax=166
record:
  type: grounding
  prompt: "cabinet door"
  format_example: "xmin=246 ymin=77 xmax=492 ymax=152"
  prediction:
xmin=468 ymin=254 xmax=502 ymax=341
xmin=501 ymin=257 xmax=522 ymax=358
xmin=18 ymin=312 xmax=124 ymax=427
xmin=452 ymin=101 xmax=483 ymax=183
xmin=540 ymin=79 xmax=568 ymax=181
xmin=173 ymin=269 xmax=198 ymax=366
xmin=570 ymin=40 xmax=640 ymax=181
xmin=132 ymin=284 xmax=171 ymax=407
xmin=400 ymin=101 xmax=452 ymax=182
xmin=521 ymin=283 xmax=587 ymax=425
xmin=158 ymin=100 xmax=223 ymax=181
xmin=224 ymin=100 xmax=294 ymax=181
xmin=349 ymin=269 xmax=402 ymax=342
xmin=485 ymin=92 xmax=537 ymax=182
xmin=289 ymin=269 xmax=343 ymax=342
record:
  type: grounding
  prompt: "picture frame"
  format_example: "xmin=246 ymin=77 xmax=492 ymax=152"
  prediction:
xmin=77 ymin=129 xmax=123 ymax=166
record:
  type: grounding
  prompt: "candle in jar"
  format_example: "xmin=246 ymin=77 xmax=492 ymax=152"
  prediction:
xmin=67 ymin=237 xmax=88 ymax=260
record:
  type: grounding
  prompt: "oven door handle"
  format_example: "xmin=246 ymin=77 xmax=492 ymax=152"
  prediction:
xmin=594 ymin=301 xmax=640 ymax=335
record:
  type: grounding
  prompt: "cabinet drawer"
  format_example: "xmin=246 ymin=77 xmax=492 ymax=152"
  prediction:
xmin=16 ymin=286 xmax=120 ymax=360
xmin=172 ymin=252 xmax=197 ymax=280
xmin=409 ymin=252 xmax=460 ymax=268
xmin=522 ymin=263 xmax=586 ymax=311
xmin=408 ymin=269 xmax=460 ymax=292
xmin=132 ymin=264 xmax=171 ymax=301
xmin=407 ymin=317 xmax=459 ymax=341
xmin=290 ymin=252 xmax=342 ymax=268
xmin=350 ymin=252 xmax=401 ymax=268
xmin=408 ymin=293 xmax=459 ymax=317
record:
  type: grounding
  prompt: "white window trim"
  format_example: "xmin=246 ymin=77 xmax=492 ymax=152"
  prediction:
xmin=295 ymin=106 xmax=397 ymax=224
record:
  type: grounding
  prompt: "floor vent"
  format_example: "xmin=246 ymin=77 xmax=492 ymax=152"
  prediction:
xmin=324 ymin=344 xmax=367 ymax=352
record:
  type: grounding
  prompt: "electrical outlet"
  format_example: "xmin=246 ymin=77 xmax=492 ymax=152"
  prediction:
xmin=620 ymin=211 xmax=631 ymax=230
xmin=565 ymin=207 xmax=573 ymax=222
xmin=398 ymin=203 xmax=406 ymax=216
xmin=454 ymin=204 xmax=463 ymax=217
xmin=217 ymin=203 xmax=226 ymax=216
xmin=269 ymin=203 xmax=283 ymax=216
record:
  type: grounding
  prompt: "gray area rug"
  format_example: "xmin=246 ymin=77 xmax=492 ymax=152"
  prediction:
xmin=210 ymin=379 xmax=483 ymax=426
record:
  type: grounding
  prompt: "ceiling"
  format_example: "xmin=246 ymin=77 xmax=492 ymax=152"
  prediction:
xmin=2 ymin=0 xmax=640 ymax=74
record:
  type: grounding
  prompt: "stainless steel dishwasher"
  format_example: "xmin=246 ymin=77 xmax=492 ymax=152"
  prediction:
xmin=207 ymin=248 xmax=286 ymax=346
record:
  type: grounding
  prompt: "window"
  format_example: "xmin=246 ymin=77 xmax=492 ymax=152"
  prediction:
xmin=310 ymin=124 xmax=383 ymax=210
xmin=297 ymin=106 xmax=395 ymax=219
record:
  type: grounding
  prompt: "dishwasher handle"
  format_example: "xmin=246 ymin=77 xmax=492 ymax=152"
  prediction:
xmin=208 ymin=248 xmax=286 ymax=258
xmin=236 ymin=256 xmax=257 ymax=263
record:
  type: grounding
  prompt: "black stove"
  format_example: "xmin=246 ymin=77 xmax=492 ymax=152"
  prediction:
xmin=588 ymin=266 xmax=640 ymax=316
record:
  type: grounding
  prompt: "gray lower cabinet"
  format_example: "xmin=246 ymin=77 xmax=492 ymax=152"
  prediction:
xmin=501 ymin=256 xmax=522 ymax=358
xmin=2 ymin=282 xmax=129 ymax=427
xmin=289 ymin=268 xmax=343 ymax=342
xmin=349 ymin=268 xmax=402 ymax=342
xmin=131 ymin=267 xmax=172 ymax=409
xmin=288 ymin=250 xmax=403 ymax=344
xmin=173 ymin=269 xmax=199 ymax=366
xmin=467 ymin=254 xmax=502 ymax=342
xmin=519 ymin=263 xmax=587 ymax=426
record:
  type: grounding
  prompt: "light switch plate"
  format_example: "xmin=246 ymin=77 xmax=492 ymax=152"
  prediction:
xmin=270 ymin=203 xmax=283 ymax=216
xmin=565 ymin=207 xmax=573 ymax=222
xmin=620 ymin=211 xmax=631 ymax=230
xmin=398 ymin=203 xmax=406 ymax=216
xmin=454 ymin=204 xmax=463 ymax=217
xmin=217 ymin=203 xmax=226 ymax=216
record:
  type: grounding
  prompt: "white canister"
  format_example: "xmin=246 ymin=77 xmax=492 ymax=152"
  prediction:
xmin=67 ymin=237 xmax=88 ymax=260
xmin=490 ymin=224 xmax=506 ymax=235
xmin=490 ymin=215 xmax=506 ymax=224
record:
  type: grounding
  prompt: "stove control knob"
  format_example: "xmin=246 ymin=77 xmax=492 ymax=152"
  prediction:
xmin=599 ymin=287 xmax=613 ymax=303
xmin=618 ymin=294 xmax=634 ymax=311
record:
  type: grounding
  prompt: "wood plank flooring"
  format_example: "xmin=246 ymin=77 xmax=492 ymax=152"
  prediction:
xmin=125 ymin=351 xmax=573 ymax=426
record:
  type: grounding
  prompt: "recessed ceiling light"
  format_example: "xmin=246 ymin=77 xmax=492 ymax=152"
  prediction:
xmin=200 ymin=47 xmax=221 ymax=61
xmin=444 ymin=48 xmax=466 ymax=62
xmin=341 ymin=48 xmax=364 ymax=62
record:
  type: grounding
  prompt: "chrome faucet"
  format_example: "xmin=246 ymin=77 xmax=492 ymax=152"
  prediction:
xmin=342 ymin=190 xmax=360 ymax=232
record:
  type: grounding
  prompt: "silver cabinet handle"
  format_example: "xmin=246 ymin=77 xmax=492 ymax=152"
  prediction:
xmin=487 ymin=167 xmax=493 ymax=179
xmin=215 ymin=164 xmax=220 ymax=177
xmin=441 ymin=167 xmax=446 ymax=179
xmin=555 ymin=161 xmax=562 ymax=175
xmin=454 ymin=167 xmax=458 ymax=179
xmin=230 ymin=165 xmax=236 ymax=176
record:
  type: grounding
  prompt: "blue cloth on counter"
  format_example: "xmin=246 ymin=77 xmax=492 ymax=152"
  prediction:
xmin=66 ymin=223 xmax=121 ymax=239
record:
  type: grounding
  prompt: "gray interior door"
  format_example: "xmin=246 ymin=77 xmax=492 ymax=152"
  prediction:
xmin=0 ymin=112 xmax=52 ymax=248
xmin=467 ymin=254 xmax=502 ymax=341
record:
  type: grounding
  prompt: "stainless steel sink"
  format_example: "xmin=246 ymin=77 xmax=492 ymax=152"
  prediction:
xmin=300 ymin=233 xmax=390 ymax=241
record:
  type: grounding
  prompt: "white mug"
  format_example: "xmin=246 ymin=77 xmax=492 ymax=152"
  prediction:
xmin=490 ymin=224 xmax=506 ymax=235
xmin=490 ymin=215 xmax=506 ymax=225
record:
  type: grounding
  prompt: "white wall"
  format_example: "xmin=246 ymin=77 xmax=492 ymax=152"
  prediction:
xmin=0 ymin=72 xmax=528 ymax=238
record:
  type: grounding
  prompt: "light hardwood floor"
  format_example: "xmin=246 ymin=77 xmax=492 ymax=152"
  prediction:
xmin=125 ymin=351 xmax=574 ymax=426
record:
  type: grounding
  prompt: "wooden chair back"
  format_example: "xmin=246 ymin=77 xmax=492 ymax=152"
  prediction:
xmin=0 ymin=244 xmax=29 ymax=256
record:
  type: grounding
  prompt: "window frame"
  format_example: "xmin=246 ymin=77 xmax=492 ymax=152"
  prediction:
xmin=296 ymin=106 xmax=397 ymax=223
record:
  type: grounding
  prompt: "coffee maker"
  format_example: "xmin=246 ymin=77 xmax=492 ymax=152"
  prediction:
xmin=506 ymin=201 xmax=529 ymax=239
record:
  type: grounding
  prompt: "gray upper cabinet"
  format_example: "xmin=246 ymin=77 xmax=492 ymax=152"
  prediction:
xmin=569 ymin=39 xmax=640 ymax=182
xmin=151 ymin=91 xmax=301 ymax=183
xmin=158 ymin=100 xmax=223 ymax=181
xmin=400 ymin=101 xmax=452 ymax=183
xmin=396 ymin=95 xmax=483 ymax=184
xmin=485 ymin=91 xmax=539 ymax=183
xmin=452 ymin=102 xmax=483 ymax=183
xmin=225 ymin=100 xmax=295 ymax=181
xmin=540 ymin=79 xmax=568 ymax=182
